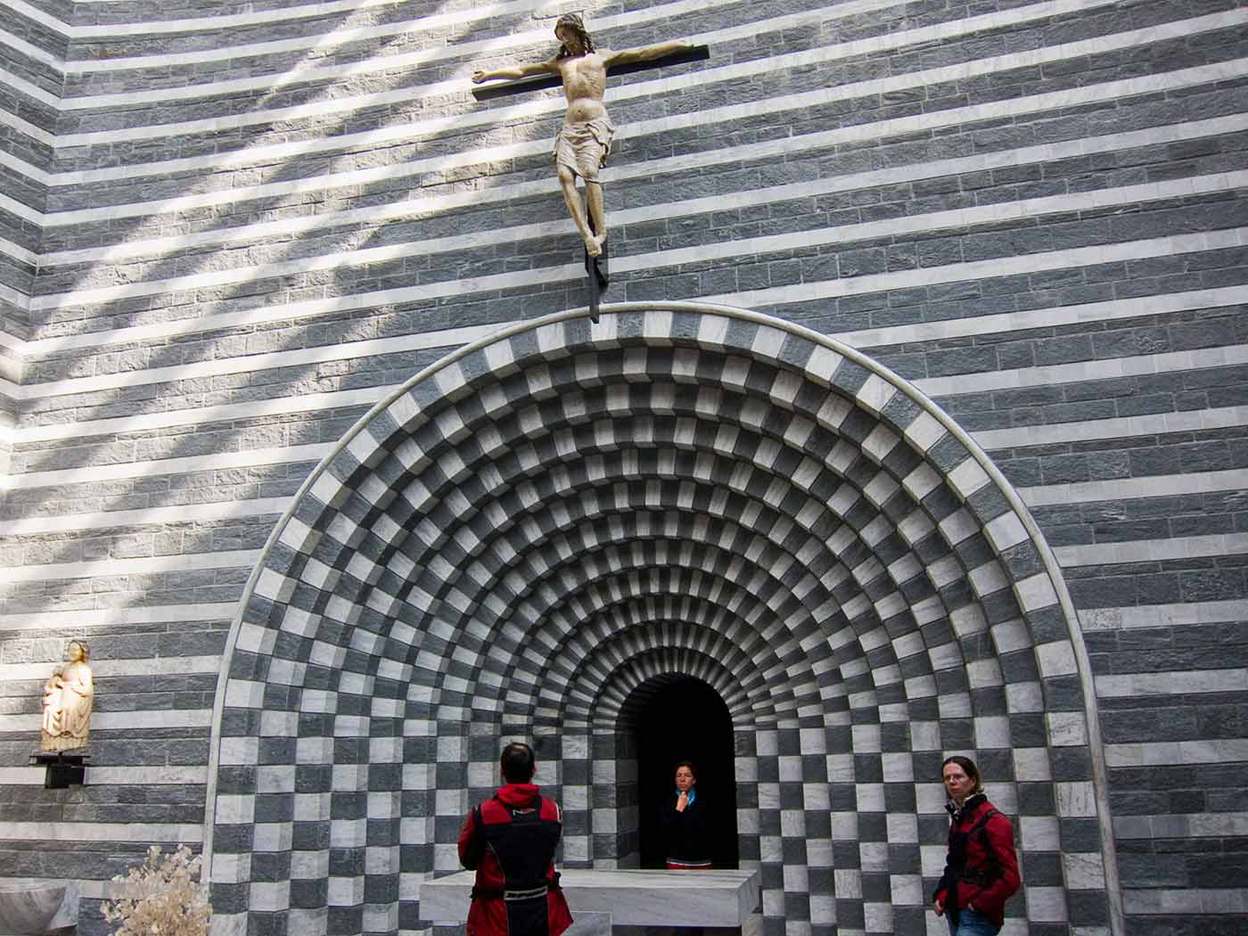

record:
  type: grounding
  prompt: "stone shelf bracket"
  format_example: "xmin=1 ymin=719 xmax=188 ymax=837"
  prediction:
xmin=30 ymin=752 xmax=87 ymax=790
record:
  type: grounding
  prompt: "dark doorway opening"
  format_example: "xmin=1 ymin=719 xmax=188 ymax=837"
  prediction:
xmin=636 ymin=677 xmax=738 ymax=869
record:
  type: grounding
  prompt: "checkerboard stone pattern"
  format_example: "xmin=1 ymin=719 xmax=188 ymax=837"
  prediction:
xmin=207 ymin=307 xmax=1112 ymax=936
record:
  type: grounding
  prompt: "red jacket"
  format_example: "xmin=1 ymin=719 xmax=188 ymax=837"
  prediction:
xmin=934 ymin=794 xmax=1021 ymax=928
xmin=458 ymin=783 xmax=573 ymax=936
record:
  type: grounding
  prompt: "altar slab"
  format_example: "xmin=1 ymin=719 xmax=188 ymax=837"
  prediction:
xmin=419 ymin=869 xmax=760 ymax=928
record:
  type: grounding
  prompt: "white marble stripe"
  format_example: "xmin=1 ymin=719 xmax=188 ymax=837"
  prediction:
xmin=920 ymin=345 xmax=1248 ymax=400
xmin=30 ymin=38 xmax=1248 ymax=185
xmin=702 ymin=226 xmax=1248 ymax=311
xmin=0 ymin=105 xmax=55 ymax=148
xmin=0 ymin=523 xmax=1239 ymax=584
xmin=0 ymin=879 xmax=114 ymax=901
xmin=0 ymin=0 xmax=497 ymax=36
xmin=0 ymin=146 xmax=50 ymax=187
xmin=0 ymin=654 xmax=220 ymax=682
xmin=0 ymin=821 xmax=203 ymax=843
xmin=0 ymin=25 xmax=61 ymax=67
xmin=0 ymin=713 xmax=212 ymax=738
xmin=39 ymin=73 xmax=1244 ymax=232
xmin=837 ymin=286 xmax=1248 ymax=351
xmin=974 ymin=405 xmax=1248 ymax=451
xmin=0 ymin=708 xmax=213 ymax=732
xmin=7 ymin=311 xmax=1236 ymax=483
xmin=9 ymin=320 xmax=1242 ymax=443
xmin=0 ymin=495 xmax=289 ymax=534
xmin=1078 ymin=600 xmax=1248 ymax=632
xmin=31 ymin=167 xmax=1244 ymax=314
xmin=10 ymin=384 xmax=384 ymax=444
xmin=1105 ymin=738 xmax=1248 ymax=767
xmin=2 ymin=449 xmax=1244 ymax=541
xmin=48 ymin=0 xmax=1129 ymax=113
xmin=8 ymin=462 xmax=1243 ymax=538
xmin=13 ymin=385 xmax=386 ymax=443
xmin=0 ymin=767 xmax=147 ymax=785
xmin=0 ymin=59 xmax=59 ymax=106
xmin=12 ymin=324 xmax=377 ymax=391
xmin=50 ymin=109 xmax=1242 ymax=265
xmin=0 ymin=0 xmax=63 ymax=34
xmin=0 ymin=765 xmax=208 ymax=785
xmin=0 ymin=601 xmax=237 ymax=630
xmin=10 ymin=278 xmax=1238 ymax=401
xmin=19 ymin=276 xmax=1237 ymax=402
xmin=1123 ymin=888 xmax=1248 ymax=915
xmin=0 ymin=330 xmax=25 ymax=355
xmin=0 ymin=280 xmax=31 ymax=313
xmin=1094 ymin=669 xmax=1247 ymax=698
xmin=20 ymin=210 xmax=1248 ymax=360
xmin=11 ymin=309 xmax=1248 ymax=447
xmin=0 ymin=190 xmax=44 ymax=226
xmin=62 ymin=0 xmax=907 ymax=73
xmin=1022 ymin=468 xmax=1248 ymax=508
xmin=1114 ymin=812 xmax=1248 ymax=839
xmin=0 ymin=233 xmax=38 ymax=266
xmin=1054 ymin=533 xmax=1248 ymax=566
xmin=0 ymin=548 xmax=261 ymax=584
xmin=2 ymin=442 xmax=331 ymax=490
xmin=88 ymin=765 xmax=210 ymax=785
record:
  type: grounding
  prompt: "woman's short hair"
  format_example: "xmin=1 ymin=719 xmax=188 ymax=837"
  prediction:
xmin=941 ymin=755 xmax=983 ymax=793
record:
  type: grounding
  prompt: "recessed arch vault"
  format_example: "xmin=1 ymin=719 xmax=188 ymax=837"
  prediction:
xmin=204 ymin=302 xmax=1121 ymax=936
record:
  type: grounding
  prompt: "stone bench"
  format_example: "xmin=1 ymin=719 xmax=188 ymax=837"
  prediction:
xmin=419 ymin=868 xmax=761 ymax=931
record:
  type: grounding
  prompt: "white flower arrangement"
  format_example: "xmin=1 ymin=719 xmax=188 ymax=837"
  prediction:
xmin=102 ymin=845 xmax=212 ymax=936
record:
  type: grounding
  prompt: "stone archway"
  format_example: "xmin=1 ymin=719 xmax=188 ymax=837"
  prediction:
xmin=204 ymin=303 xmax=1120 ymax=936
xmin=612 ymin=668 xmax=740 ymax=871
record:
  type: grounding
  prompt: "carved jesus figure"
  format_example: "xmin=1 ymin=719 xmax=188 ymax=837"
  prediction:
xmin=473 ymin=14 xmax=691 ymax=257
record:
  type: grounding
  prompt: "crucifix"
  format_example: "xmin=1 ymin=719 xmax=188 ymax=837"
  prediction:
xmin=472 ymin=13 xmax=709 ymax=320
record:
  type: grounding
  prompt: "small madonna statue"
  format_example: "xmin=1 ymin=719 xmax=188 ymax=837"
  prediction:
xmin=40 ymin=639 xmax=94 ymax=752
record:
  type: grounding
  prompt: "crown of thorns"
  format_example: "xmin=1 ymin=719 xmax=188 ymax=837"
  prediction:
xmin=555 ymin=12 xmax=595 ymax=54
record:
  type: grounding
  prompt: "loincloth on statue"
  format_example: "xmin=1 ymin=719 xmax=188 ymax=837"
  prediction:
xmin=553 ymin=116 xmax=615 ymax=181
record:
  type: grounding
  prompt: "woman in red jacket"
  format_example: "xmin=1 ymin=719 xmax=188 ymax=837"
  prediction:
xmin=933 ymin=756 xmax=1021 ymax=935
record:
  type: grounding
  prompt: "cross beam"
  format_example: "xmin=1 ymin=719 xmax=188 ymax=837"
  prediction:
xmin=471 ymin=44 xmax=709 ymax=100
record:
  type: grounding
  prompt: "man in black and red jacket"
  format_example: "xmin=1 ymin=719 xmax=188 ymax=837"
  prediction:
xmin=933 ymin=755 xmax=1021 ymax=935
xmin=458 ymin=742 xmax=574 ymax=936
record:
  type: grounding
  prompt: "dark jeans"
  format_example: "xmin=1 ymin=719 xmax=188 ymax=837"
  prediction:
xmin=946 ymin=907 xmax=1000 ymax=936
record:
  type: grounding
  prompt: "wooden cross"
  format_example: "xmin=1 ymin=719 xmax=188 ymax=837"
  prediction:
xmin=472 ymin=39 xmax=710 ymax=322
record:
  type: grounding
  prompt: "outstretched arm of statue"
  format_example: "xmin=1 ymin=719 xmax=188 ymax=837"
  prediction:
xmin=603 ymin=40 xmax=693 ymax=68
xmin=472 ymin=59 xmax=558 ymax=83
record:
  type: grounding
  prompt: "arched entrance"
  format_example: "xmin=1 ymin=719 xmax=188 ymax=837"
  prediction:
xmin=202 ymin=303 xmax=1121 ymax=936
xmin=635 ymin=677 xmax=738 ymax=870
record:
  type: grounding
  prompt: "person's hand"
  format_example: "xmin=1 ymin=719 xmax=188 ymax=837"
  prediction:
xmin=676 ymin=792 xmax=688 ymax=812
xmin=933 ymin=899 xmax=944 ymax=917
xmin=471 ymin=70 xmax=487 ymax=84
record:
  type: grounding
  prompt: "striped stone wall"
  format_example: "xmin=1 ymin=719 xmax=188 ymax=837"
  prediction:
xmin=0 ymin=0 xmax=1244 ymax=934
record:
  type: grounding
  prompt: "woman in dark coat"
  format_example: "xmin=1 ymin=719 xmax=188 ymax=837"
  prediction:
xmin=933 ymin=755 xmax=1021 ymax=935
xmin=660 ymin=761 xmax=711 ymax=869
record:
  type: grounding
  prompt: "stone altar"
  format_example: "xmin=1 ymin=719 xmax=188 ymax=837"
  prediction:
xmin=419 ymin=868 xmax=760 ymax=929
xmin=0 ymin=880 xmax=79 ymax=934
